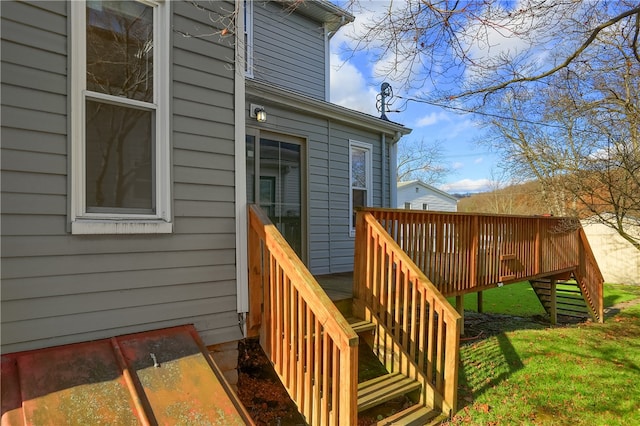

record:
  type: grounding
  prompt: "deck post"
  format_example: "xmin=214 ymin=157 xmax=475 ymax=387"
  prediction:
xmin=247 ymin=207 xmax=263 ymax=338
xmin=456 ymin=295 xmax=465 ymax=335
xmin=477 ymin=291 xmax=483 ymax=313
xmin=549 ymin=279 xmax=557 ymax=325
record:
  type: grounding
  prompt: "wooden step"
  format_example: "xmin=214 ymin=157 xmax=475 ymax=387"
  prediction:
xmin=357 ymin=372 xmax=421 ymax=412
xmin=333 ymin=298 xmax=353 ymax=317
xmin=375 ymin=405 xmax=447 ymax=426
xmin=347 ymin=317 xmax=376 ymax=334
xmin=530 ymin=280 xmax=590 ymax=320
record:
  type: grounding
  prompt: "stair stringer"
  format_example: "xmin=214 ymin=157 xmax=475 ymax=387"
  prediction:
xmin=529 ymin=275 xmax=601 ymax=322
xmin=573 ymin=270 xmax=604 ymax=323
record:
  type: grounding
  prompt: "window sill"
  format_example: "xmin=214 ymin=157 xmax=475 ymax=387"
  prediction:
xmin=71 ymin=219 xmax=173 ymax=235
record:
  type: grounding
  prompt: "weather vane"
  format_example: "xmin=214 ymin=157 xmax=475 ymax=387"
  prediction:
xmin=376 ymin=82 xmax=393 ymax=121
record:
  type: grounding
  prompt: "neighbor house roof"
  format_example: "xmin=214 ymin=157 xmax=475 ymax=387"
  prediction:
xmin=397 ymin=180 xmax=458 ymax=202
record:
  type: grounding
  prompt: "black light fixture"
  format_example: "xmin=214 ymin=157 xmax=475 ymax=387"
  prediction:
xmin=250 ymin=103 xmax=267 ymax=123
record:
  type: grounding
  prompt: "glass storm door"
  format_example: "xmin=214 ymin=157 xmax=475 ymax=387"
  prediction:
xmin=247 ymin=134 xmax=305 ymax=260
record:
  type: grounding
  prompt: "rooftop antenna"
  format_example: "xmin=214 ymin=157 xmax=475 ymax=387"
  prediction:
xmin=377 ymin=82 xmax=393 ymax=121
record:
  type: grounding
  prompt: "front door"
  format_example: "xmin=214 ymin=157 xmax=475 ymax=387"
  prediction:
xmin=247 ymin=132 xmax=306 ymax=261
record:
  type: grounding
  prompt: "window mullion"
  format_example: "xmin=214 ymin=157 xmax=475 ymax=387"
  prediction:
xmin=85 ymin=90 xmax=157 ymax=111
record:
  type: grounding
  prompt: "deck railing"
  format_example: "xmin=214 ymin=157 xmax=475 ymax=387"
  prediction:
xmin=365 ymin=208 xmax=604 ymax=321
xmin=575 ymin=228 xmax=605 ymax=321
xmin=353 ymin=211 xmax=462 ymax=416
xmin=247 ymin=205 xmax=359 ymax=425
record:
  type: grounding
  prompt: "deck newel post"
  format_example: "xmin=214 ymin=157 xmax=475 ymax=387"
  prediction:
xmin=477 ymin=291 xmax=483 ymax=313
xmin=247 ymin=206 xmax=262 ymax=338
xmin=455 ymin=295 xmax=465 ymax=336
xmin=470 ymin=216 xmax=479 ymax=287
xmin=549 ymin=278 xmax=557 ymax=325
xmin=535 ymin=218 xmax=541 ymax=275
xmin=353 ymin=209 xmax=366 ymax=318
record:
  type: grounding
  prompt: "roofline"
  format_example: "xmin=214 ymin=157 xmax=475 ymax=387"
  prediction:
xmin=397 ymin=180 xmax=458 ymax=202
xmin=277 ymin=0 xmax=355 ymax=34
xmin=247 ymin=79 xmax=412 ymax=141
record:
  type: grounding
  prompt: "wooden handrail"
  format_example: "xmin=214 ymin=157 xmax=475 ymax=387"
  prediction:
xmin=365 ymin=208 xmax=583 ymax=295
xmin=354 ymin=211 xmax=462 ymax=416
xmin=575 ymin=228 xmax=605 ymax=322
xmin=247 ymin=205 xmax=358 ymax=425
xmin=365 ymin=208 xmax=604 ymax=322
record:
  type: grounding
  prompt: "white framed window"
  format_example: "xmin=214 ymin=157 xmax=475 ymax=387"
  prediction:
xmin=244 ymin=0 xmax=254 ymax=77
xmin=404 ymin=202 xmax=411 ymax=210
xmin=422 ymin=203 xmax=429 ymax=210
xmin=349 ymin=140 xmax=373 ymax=237
xmin=71 ymin=0 xmax=171 ymax=234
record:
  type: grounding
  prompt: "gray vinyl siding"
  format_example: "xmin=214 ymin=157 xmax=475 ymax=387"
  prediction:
xmin=1 ymin=1 xmax=241 ymax=354
xmin=246 ymin=102 xmax=389 ymax=275
xmin=252 ymin=1 xmax=326 ymax=99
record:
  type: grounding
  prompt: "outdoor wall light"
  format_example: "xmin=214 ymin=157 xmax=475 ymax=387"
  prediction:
xmin=250 ymin=103 xmax=267 ymax=123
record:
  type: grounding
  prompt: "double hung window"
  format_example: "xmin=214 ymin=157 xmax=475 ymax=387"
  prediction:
xmin=349 ymin=141 xmax=373 ymax=236
xmin=71 ymin=0 xmax=171 ymax=234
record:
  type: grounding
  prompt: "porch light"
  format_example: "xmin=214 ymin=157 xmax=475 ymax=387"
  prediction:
xmin=255 ymin=108 xmax=267 ymax=122
xmin=250 ymin=104 xmax=267 ymax=122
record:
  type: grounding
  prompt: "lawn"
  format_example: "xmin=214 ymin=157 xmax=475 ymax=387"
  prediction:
xmin=445 ymin=283 xmax=640 ymax=425
xmin=449 ymin=281 xmax=640 ymax=317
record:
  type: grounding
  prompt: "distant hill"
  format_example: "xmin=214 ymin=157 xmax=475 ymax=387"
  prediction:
xmin=457 ymin=181 xmax=551 ymax=216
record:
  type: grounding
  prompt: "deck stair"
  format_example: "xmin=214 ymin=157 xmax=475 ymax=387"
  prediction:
xmin=346 ymin=312 xmax=444 ymax=425
xmin=357 ymin=372 xmax=421 ymax=412
xmin=530 ymin=279 xmax=591 ymax=320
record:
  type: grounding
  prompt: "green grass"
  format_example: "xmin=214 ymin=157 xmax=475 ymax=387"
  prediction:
xmin=447 ymin=281 xmax=640 ymax=317
xmin=448 ymin=282 xmax=546 ymax=316
xmin=444 ymin=284 xmax=640 ymax=425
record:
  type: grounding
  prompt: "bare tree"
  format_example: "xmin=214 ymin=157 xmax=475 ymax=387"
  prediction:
xmin=479 ymin=29 xmax=640 ymax=249
xmin=341 ymin=1 xmax=639 ymax=249
xmin=342 ymin=1 xmax=639 ymax=102
xmin=396 ymin=138 xmax=451 ymax=184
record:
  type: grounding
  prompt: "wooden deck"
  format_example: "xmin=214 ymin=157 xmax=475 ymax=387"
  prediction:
xmin=247 ymin=205 xmax=604 ymax=425
xmin=365 ymin=208 xmax=603 ymax=322
xmin=315 ymin=272 xmax=354 ymax=301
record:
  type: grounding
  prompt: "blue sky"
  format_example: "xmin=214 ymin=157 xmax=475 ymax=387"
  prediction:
xmin=327 ymin=2 xmax=505 ymax=194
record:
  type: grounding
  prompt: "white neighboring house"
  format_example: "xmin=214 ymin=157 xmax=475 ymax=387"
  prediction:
xmin=581 ymin=215 xmax=640 ymax=285
xmin=397 ymin=180 xmax=458 ymax=212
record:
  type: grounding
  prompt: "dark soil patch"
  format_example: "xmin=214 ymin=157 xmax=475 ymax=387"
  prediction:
xmin=237 ymin=339 xmax=305 ymax=426
xmin=460 ymin=310 xmax=592 ymax=346
xmin=237 ymin=339 xmax=412 ymax=426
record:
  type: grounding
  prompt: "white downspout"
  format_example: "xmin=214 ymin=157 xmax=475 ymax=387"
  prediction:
xmin=390 ymin=133 xmax=400 ymax=208
xmin=324 ymin=23 xmax=330 ymax=101
xmin=234 ymin=0 xmax=249 ymax=333
xmin=381 ymin=133 xmax=387 ymax=207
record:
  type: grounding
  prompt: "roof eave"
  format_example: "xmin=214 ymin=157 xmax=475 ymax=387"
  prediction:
xmin=276 ymin=0 xmax=355 ymax=33
xmin=247 ymin=79 xmax=412 ymax=140
xmin=398 ymin=180 xmax=458 ymax=201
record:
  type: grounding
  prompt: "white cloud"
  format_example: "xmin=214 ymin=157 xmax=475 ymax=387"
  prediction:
xmin=415 ymin=112 xmax=450 ymax=127
xmin=474 ymin=157 xmax=484 ymax=164
xmin=332 ymin=1 xmax=421 ymax=90
xmin=460 ymin=0 xmax=574 ymax=86
xmin=452 ymin=162 xmax=464 ymax=170
xmin=440 ymin=179 xmax=493 ymax=193
xmin=330 ymin=53 xmax=378 ymax=115
xmin=443 ymin=119 xmax=477 ymax=139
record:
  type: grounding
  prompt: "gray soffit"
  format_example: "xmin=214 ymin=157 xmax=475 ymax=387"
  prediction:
xmin=247 ymin=79 xmax=413 ymax=140
xmin=277 ymin=0 xmax=355 ymax=34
